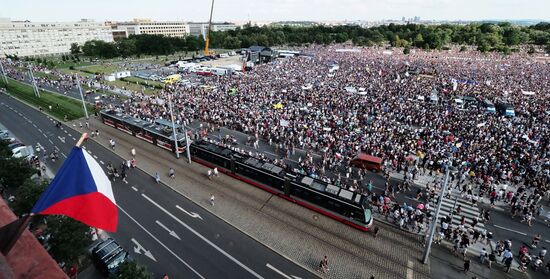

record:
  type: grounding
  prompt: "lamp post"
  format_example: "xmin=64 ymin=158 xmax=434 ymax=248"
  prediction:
xmin=75 ymin=76 xmax=89 ymax=119
xmin=182 ymin=123 xmax=191 ymax=164
xmin=167 ymin=94 xmax=180 ymax=159
xmin=422 ymin=162 xmax=452 ymax=264
xmin=0 ymin=61 xmax=8 ymax=85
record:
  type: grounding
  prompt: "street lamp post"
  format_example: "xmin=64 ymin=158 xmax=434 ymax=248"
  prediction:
xmin=182 ymin=123 xmax=191 ymax=164
xmin=75 ymin=76 xmax=89 ymax=119
xmin=422 ymin=163 xmax=451 ymax=264
xmin=167 ymin=95 xmax=180 ymax=159
xmin=0 ymin=61 xmax=8 ymax=85
xmin=28 ymin=67 xmax=40 ymax=97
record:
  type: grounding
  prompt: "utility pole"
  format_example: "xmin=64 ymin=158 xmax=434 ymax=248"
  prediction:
xmin=167 ymin=95 xmax=180 ymax=159
xmin=75 ymin=76 xmax=89 ymax=119
xmin=28 ymin=67 xmax=40 ymax=97
xmin=422 ymin=163 xmax=451 ymax=264
xmin=182 ymin=123 xmax=191 ymax=164
xmin=0 ymin=61 xmax=8 ymax=85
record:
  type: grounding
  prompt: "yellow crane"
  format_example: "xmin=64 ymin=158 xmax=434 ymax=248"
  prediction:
xmin=204 ymin=0 xmax=215 ymax=56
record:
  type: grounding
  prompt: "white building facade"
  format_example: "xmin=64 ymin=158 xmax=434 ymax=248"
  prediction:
xmin=113 ymin=19 xmax=189 ymax=38
xmin=188 ymin=22 xmax=237 ymax=38
xmin=0 ymin=18 xmax=113 ymax=57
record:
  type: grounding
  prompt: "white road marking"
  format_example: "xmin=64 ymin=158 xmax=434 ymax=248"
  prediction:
xmin=58 ymin=136 xmax=65 ymax=143
xmin=32 ymin=124 xmax=37 ymax=128
xmin=155 ymin=220 xmax=181 ymax=240
xmin=494 ymin=225 xmax=527 ymax=235
xmin=142 ymin=194 xmax=263 ymax=279
xmin=61 ymin=153 xmax=67 ymax=158
xmin=68 ymin=133 xmax=72 ymax=137
xmin=93 ymin=155 xmax=98 ymax=159
xmin=266 ymin=264 xmax=292 ymax=279
xmin=38 ymin=128 xmax=43 ymax=133
xmin=131 ymin=186 xmax=138 ymax=192
xmin=48 ymin=139 xmax=53 ymax=144
xmin=176 ymin=205 xmax=203 ymax=220
xmin=72 ymin=137 xmax=76 ymax=141
xmin=118 ymin=206 xmax=204 ymax=278
xmin=131 ymin=238 xmax=157 ymax=262
xmin=82 ymin=146 xmax=86 ymax=150
xmin=63 ymin=130 xmax=68 ymax=134
xmin=407 ymin=260 xmax=414 ymax=279
xmin=54 ymin=146 xmax=60 ymax=151
xmin=99 ymin=160 xmax=104 ymax=165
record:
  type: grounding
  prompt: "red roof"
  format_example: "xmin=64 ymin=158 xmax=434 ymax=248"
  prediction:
xmin=356 ymin=153 xmax=383 ymax=164
xmin=0 ymin=199 xmax=68 ymax=279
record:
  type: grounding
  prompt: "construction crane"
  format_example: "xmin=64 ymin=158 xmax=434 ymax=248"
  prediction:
xmin=203 ymin=0 xmax=215 ymax=56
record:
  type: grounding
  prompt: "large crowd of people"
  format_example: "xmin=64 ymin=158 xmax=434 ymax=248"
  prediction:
xmin=2 ymin=43 xmax=550 ymax=274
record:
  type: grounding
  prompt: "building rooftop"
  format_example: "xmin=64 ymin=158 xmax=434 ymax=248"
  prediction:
xmin=0 ymin=198 xmax=67 ymax=279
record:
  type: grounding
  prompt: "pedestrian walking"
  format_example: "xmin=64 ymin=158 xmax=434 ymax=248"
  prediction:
xmin=210 ymin=194 xmax=215 ymax=206
xmin=213 ymin=167 xmax=219 ymax=177
xmin=207 ymin=169 xmax=213 ymax=180
xmin=169 ymin=168 xmax=175 ymax=179
xmin=479 ymin=248 xmax=488 ymax=264
xmin=85 ymin=121 xmax=89 ymax=130
xmin=155 ymin=172 xmax=160 ymax=184
xmin=463 ymin=259 xmax=470 ymax=273
xmin=532 ymin=234 xmax=541 ymax=248
xmin=131 ymin=148 xmax=136 ymax=157
xmin=316 ymin=255 xmax=329 ymax=273
xmin=121 ymin=168 xmax=128 ymax=184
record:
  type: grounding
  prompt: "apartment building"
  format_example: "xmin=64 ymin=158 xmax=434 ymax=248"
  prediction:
xmin=188 ymin=22 xmax=237 ymax=38
xmin=0 ymin=18 xmax=113 ymax=57
xmin=113 ymin=19 xmax=189 ymax=38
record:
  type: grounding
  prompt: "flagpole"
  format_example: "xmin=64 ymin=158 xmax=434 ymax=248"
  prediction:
xmin=76 ymin=133 xmax=88 ymax=147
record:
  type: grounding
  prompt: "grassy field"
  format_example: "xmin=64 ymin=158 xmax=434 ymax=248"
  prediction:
xmin=0 ymin=78 xmax=93 ymax=121
xmin=76 ymin=64 xmax=120 ymax=75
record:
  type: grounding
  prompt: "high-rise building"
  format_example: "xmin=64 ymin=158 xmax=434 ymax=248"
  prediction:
xmin=0 ymin=18 xmax=113 ymax=57
xmin=112 ymin=19 xmax=189 ymax=38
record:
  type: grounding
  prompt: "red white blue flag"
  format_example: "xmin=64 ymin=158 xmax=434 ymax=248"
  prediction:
xmin=32 ymin=147 xmax=118 ymax=232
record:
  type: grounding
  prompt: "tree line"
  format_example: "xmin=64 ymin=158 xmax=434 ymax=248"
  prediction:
xmin=210 ymin=22 xmax=550 ymax=53
xmin=72 ymin=34 xmax=205 ymax=59
xmin=76 ymin=22 xmax=550 ymax=59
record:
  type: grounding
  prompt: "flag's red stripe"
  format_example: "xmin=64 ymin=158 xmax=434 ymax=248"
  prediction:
xmin=39 ymin=192 xmax=118 ymax=232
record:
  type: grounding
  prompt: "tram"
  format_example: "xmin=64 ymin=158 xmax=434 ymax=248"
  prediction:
xmin=100 ymin=109 xmax=374 ymax=231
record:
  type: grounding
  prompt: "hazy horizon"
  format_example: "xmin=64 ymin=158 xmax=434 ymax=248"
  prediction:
xmin=2 ymin=0 xmax=550 ymax=23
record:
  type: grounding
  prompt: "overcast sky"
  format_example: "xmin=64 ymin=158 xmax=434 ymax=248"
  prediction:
xmin=2 ymin=0 xmax=549 ymax=22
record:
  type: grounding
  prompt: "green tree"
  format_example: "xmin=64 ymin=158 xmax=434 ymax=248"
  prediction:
xmin=403 ymin=46 xmax=411 ymax=54
xmin=110 ymin=261 xmax=151 ymax=279
xmin=70 ymin=43 xmax=81 ymax=55
xmin=0 ymin=157 xmax=38 ymax=189
xmin=413 ymin=33 xmax=424 ymax=48
xmin=45 ymin=216 xmax=92 ymax=264
xmin=12 ymin=179 xmax=48 ymax=216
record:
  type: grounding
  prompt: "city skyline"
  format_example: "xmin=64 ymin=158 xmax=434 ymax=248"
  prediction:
xmin=2 ymin=0 xmax=550 ymax=23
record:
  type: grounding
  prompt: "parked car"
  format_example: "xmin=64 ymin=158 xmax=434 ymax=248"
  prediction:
xmin=91 ymin=238 xmax=131 ymax=277
xmin=8 ymin=141 xmax=25 ymax=151
xmin=479 ymin=99 xmax=496 ymax=113
xmin=0 ymin=130 xmax=10 ymax=140
xmin=11 ymin=145 xmax=34 ymax=159
xmin=496 ymin=102 xmax=515 ymax=117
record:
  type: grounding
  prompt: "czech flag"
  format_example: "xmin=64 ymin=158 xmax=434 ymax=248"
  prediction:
xmin=32 ymin=146 xmax=118 ymax=232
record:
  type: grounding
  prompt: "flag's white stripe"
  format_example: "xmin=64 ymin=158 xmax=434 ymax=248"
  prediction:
xmin=82 ymin=149 xmax=116 ymax=204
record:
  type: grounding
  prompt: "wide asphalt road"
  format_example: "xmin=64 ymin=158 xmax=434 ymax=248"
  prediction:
xmin=0 ymin=92 xmax=315 ymax=279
